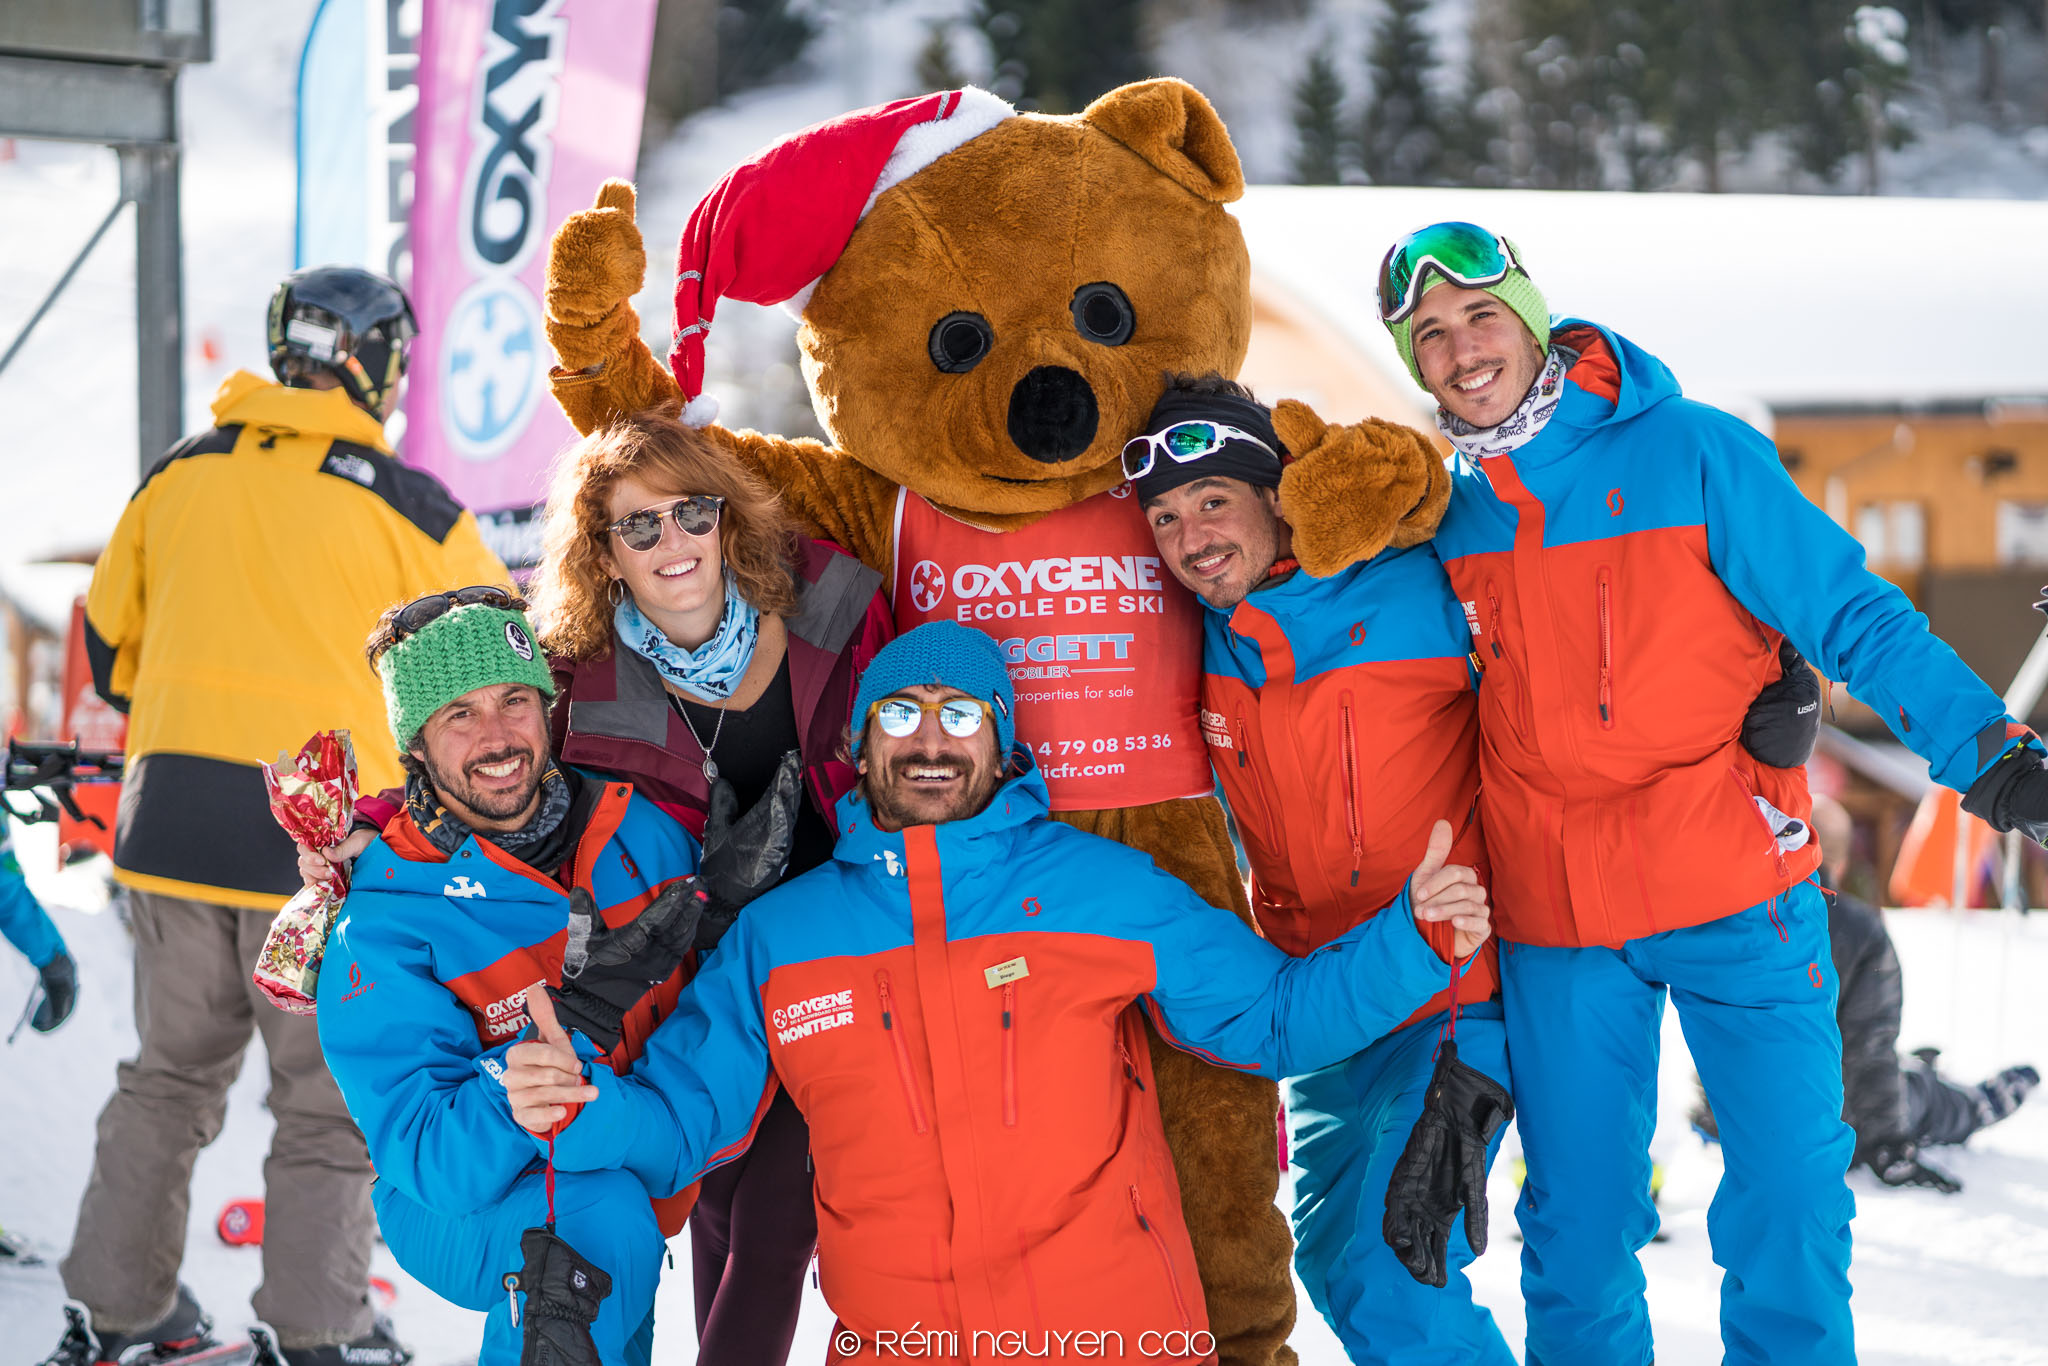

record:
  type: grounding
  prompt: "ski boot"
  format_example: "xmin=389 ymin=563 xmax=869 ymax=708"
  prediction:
xmin=38 ymin=1284 xmax=248 ymax=1366
xmin=247 ymin=1318 xmax=412 ymax=1366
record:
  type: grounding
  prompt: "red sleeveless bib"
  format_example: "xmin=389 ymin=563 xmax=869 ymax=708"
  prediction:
xmin=891 ymin=488 xmax=1209 ymax=812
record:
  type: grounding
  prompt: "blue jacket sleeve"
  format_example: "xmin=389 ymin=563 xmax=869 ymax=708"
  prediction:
xmin=1697 ymin=408 xmax=2022 ymax=790
xmin=541 ymin=909 xmax=778 ymax=1195
xmin=1116 ymin=855 xmax=1450 ymax=1078
xmin=316 ymin=896 xmax=541 ymax=1215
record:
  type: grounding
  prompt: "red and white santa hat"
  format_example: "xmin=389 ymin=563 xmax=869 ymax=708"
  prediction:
xmin=669 ymin=87 xmax=1015 ymax=426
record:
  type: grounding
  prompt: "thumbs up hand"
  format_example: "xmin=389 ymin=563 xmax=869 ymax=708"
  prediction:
xmin=503 ymin=984 xmax=599 ymax=1135
xmin=1407 ymin=819 xmax=1491 ymax=960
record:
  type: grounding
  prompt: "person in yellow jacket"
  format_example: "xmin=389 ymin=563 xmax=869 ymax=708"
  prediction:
xmin=48 ymin=268 xmax=507 ymax=1366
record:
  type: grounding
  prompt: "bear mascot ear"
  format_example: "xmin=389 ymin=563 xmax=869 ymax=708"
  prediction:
xmin=1081 ymin=78 xmax=1244 ymax=205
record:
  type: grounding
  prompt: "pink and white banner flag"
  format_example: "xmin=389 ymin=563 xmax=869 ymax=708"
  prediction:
xmin=407 ymin=0 xmax=658 ymax=566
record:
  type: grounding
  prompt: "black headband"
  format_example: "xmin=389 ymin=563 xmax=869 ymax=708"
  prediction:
xmin=1129 ymin=389 xmax=1287 ymax=502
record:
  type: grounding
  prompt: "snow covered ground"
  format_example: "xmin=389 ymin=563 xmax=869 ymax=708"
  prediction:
xmin=4 ymin=813 xmax=2047 ymax=1365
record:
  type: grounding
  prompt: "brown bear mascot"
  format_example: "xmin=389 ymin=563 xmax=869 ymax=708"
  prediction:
xmin=542 ymin=79 xmax=1446 ymax=1366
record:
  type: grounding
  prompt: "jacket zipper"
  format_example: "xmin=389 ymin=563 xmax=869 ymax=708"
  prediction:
xmin=1001 ymin=982 xmax=1019 ymax=1127
xmin=1129 ymin=1185 xmax=1192 ymax=1330
xmin=1117 ymin=1038 xmax=1147 ymax=1092
xmin=1338 ymin=693 xmax=1364 ymax=887
xmin=1229 ymin=708 xmax=1283 ymax=852
xmin=1597 ymin=569 xmax=1616 ymax=729
xmin=875 ymin=970 xmax=930 ymax=1135
xmin=1485 ymin=580 xmax=1530 ymax=734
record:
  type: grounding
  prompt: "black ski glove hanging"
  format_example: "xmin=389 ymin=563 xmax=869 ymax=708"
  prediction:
xmin=547 ymin=879 xmax=708 ymax=1052
xmin=504 ymin=1225 xmax=612 ymax=1366
xmin=1383 ymin=1038 xmax=1514 ymax=1287
xmin=694 ymin=749 xmax=802 ymax=951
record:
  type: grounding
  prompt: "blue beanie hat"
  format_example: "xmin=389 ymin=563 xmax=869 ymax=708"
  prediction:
xmin=851 ymin=621 xmax=1015 ymax=761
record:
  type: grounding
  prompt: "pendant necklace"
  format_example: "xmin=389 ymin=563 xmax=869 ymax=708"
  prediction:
xmin=672 ymin=692 xmax=729 ymax=782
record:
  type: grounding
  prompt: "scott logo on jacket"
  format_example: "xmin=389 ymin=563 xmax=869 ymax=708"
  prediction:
xmin=772 ymin=990 xmax=856 ymax=1045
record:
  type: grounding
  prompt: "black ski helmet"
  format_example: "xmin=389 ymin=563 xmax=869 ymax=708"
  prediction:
xmin=267 ymin=266 xmax=418 ymax=415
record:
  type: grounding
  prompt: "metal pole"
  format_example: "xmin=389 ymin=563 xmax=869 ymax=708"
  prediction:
xmin=0 ymin=194 xmax=129 ymax=381
xmin=121 ymin=141 xmax=184 ymax=472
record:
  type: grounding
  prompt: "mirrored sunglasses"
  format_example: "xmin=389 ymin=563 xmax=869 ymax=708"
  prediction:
xmin=868 ymin=696 xmax=992 ymax=740
xmin=608 ymin=495 xmax=725 ymax=552
xmin=391 ymin=585 xmax=514 ymax=638
xmin=1120 ymin=421 xmax=1280 ymax=483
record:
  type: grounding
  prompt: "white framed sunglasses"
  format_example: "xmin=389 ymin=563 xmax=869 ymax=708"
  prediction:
xmin=1120 ymin=420 xmax=1280 ymax=482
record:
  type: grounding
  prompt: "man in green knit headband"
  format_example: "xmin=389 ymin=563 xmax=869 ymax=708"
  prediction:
xmin=370 ymin=588 xmax=560 ymax=837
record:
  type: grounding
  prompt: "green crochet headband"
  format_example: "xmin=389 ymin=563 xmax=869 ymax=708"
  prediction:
xmin=377 ymin=604 xmax=555 ymax=749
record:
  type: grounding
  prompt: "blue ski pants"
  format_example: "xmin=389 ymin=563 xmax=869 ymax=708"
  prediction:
xmin=1287 ymin=1003 xmax=1516 ymax=1366
xmin=0 ymin=818 xmax=65 ymax=969
xmin=373 ymin=1168 xmax=666 ymax=1366
xmin=1503 ymin=881 xmax=1856 ymax=1366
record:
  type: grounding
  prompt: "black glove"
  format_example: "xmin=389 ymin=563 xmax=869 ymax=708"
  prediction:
xmin=1866 ymin=1139 xmax=1962 ymax=1194
xmin=694 ymin=750 xmax=802 ymax=951
xmin=1962 ymin=742 xmax=2048 ymax=846
xmin=1740 ymin=640 xmax=1822 ymax=769
xmin=546 ymin=880 xmax=707 ymax=1052
xmin=32 ymin=950 xmax=76 ymax=1033
xmin=1383 ymin=1038 xmax=1513 ymax=1287
xmin=505 ymin=1226 xmax=612 ymax=1366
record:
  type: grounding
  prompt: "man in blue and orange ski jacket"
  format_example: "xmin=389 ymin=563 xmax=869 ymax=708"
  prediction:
xmin=494 ymin=620 xmax=1496 ymax=1364
xmin=1127 ymin=376 xmax=1512 ymax=1366
xmin=317 ymin=594 xmax=704 ymax=1366
xmin=1373 ymin=220 xmax=2046 ymax=1366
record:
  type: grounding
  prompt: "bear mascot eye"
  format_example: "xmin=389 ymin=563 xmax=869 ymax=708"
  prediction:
xmin=928 ymin=312 xmax=995 ymax=373
xmin=1070 ymin=282 xmax=1135 ymax=346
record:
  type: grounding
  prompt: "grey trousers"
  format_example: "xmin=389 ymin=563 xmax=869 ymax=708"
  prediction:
xmin=60 ymin=891 xmax=376 ymax=1348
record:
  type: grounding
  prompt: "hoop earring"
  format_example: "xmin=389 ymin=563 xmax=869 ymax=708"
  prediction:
xmin=607 ymin=579 xmax=626 ymax=607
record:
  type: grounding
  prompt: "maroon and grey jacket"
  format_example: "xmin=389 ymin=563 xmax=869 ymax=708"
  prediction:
xmin=548 ymin=538 xmax=892 ymax=840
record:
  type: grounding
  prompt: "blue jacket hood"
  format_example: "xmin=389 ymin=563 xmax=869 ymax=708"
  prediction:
xmin=830 ymin=745 xmax=1051 ymax=876
xmin=1545 ymin=317 xmax=1683 ymax=435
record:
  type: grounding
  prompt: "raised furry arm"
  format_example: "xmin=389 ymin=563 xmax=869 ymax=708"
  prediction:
xmin=717 ymin=426 xmax=900 ymax=573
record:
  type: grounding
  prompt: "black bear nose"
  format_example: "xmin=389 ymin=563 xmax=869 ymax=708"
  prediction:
xmin=1007 ymin=366 xmax=1100 ymax=464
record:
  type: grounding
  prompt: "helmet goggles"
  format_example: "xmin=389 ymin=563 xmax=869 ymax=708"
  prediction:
xmin=1376 ymin=223 xmax=1523 ymax=325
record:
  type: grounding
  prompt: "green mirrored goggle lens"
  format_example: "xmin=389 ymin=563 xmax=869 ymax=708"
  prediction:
xmin=1163 ymin=422 xmax=1219 ymax=458
xmin=1378 ymin=223 xmax=1515 ymax=324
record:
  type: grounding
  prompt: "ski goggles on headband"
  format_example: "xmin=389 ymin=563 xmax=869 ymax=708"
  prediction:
xmin=1120 ymin=421 xmax=1280 ymax=483
xmin=607 ymin=495 xmax=726 ymax=552
xmin=867 ymin=696 xmax=995 ymax=740
xmin=1377 ymin=223 xmax=1523 ymax=325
